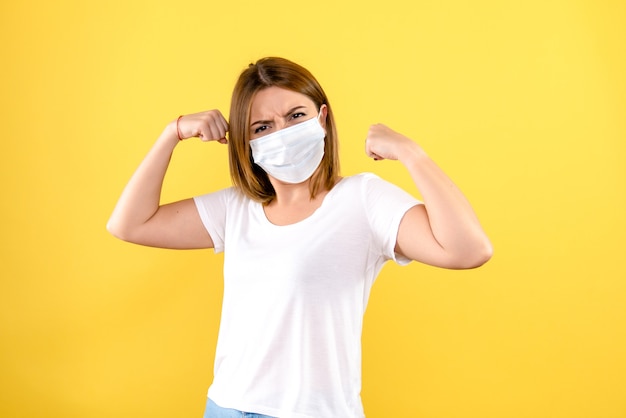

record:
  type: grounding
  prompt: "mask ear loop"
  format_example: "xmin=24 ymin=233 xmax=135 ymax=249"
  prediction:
xmin=317 ymin=104 xmax=328 ymax=133
xmin=317 ymin=104 xmax=326 ymax=120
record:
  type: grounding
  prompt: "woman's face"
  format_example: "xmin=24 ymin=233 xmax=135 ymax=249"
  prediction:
xmin=249 ymin=86 xmax=326 ymax=140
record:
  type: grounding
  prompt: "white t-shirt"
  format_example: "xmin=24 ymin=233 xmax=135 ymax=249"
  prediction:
xmin=194 ymin=173 xmax=421 ymax=418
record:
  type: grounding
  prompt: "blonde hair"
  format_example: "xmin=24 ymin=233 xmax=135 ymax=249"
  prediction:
xmin=228 ymin=57 xmax=340 ymax=203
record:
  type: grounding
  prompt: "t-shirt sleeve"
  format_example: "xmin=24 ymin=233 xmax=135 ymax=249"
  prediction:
xmin=193 ymin=188 xmax=233 ymax=254
xmin=361 ymin=173 xmax=423 ymax=265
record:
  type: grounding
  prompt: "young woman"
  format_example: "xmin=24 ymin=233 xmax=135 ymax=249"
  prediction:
xmin=107 ymin=57 xmax=492 ymax=418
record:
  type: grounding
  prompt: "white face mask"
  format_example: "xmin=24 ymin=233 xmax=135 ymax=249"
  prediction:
xmin=249 ymin=111 xmax=325 ymax=184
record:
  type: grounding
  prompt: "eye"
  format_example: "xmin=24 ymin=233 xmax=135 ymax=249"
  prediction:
xmin=290 ymin=112 xmax=306 ymax=120
xmin=254 ymin=125 xmax=269 ymax=134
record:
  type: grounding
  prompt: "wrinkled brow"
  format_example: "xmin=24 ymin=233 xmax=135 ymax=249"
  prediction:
xmin=250 ymin=105 xmax=308 ymax=127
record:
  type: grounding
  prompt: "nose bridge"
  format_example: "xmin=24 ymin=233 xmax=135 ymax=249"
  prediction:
xmin=274 ymin=116 xmax=288 ymax=131
xmin=271 ymin=113 xmax=290 ymax=132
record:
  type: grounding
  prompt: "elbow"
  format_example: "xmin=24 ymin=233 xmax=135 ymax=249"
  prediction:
xmin=106 ymin=219 xmax=122 ymax=240
xmin=459 ymin=238 xmax=493 ymax=269
xmin=106 ymin=218 xmax=131 ymax=242
xmin=471 ymin=248 xmax=493 ymax=269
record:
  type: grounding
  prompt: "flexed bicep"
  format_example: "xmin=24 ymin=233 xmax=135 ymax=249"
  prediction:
xmin=114 ymin=198 xmax=214 ymax=249
xmin=394 ymin=204 xmax=454 ymax=268
xmin=107 ymin=110 xmax=228 ymax=249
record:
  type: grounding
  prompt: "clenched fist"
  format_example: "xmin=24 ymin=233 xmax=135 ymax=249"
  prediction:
xmin=364 ymin=123 xmax=420 ymax=161
xmin=176 ymin=109 xmax=229 ymax=144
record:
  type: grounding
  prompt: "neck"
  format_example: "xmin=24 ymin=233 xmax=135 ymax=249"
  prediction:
xmin=269 ymin=179 xmax=314 ymax=207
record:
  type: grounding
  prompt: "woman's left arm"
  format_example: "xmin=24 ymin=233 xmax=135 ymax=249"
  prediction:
xmin=365 ymin=123 xmax=493 ymax=269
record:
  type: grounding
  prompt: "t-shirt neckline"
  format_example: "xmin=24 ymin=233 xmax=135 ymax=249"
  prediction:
xmin=255 ymin=176 xmax=348 ymax=228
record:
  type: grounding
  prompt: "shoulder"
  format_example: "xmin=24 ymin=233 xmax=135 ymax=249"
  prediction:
xmin=340 ymin=172 xmax=407 ymax=196
xmin=193 ymin=186 xmax=250 ymax=209
xmin=330 ymin=173 xmax=419 ymax=215
xmin=335 ymin=172 xmax=383 ymax=191
xmin=347 ymin=172 xmax=422 ymax=211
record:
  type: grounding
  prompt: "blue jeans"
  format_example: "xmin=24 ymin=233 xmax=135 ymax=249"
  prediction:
xmin=203 ymin=398 xmax=277 ymax=418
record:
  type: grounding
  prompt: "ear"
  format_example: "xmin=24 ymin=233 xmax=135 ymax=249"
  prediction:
xmin=319 ymin=104 xmax=329 ymax=131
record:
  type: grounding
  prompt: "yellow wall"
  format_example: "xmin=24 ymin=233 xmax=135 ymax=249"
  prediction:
xmin=1 ymin=1 xmax=625 ymax=417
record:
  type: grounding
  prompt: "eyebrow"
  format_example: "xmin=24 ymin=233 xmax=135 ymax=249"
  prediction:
xmin=250 ymin=106 xmax=308 ymax=127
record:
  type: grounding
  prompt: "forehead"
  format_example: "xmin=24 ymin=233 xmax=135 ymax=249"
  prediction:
xmin=250 ymin=86 xmax=316 ymax=117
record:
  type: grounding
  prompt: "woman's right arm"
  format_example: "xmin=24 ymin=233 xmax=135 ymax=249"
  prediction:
xmin=106 ymin=110 xmax=229 ymax=249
